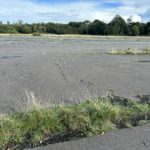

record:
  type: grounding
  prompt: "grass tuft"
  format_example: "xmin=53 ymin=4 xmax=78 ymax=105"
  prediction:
xmin=108 ymin=48 xmax=150 ymax=55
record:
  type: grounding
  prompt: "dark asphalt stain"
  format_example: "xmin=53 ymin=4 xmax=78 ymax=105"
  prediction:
xmin=1 ymin=56 xmax=22 ymax=60
xmin=80 ymin=79 xmax=96 ymax=87
xmin=142 ymin=140 xmax=149 ymax=147
xmin=137 ymin=60 xmax=150 ymax=63
xmin=135 ymin=95 xmax=150 ymax=104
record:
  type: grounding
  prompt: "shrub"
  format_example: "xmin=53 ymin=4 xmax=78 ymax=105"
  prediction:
xmin=32 ymin=32 xmax=41 ymax=36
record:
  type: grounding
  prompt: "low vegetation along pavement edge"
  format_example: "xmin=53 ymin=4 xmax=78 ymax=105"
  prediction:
xmin=1 ymin=92 xmax=150 ymax=149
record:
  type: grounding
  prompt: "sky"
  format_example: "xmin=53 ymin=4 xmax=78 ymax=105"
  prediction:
xmin=0 ymin=0 xmax=149 ymax=23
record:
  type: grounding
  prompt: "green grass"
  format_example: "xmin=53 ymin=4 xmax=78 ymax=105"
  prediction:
xmin=107 ymin=48 xmax=150 ymax=55
xmin=1 ymin=93 xmax=150 ymax=149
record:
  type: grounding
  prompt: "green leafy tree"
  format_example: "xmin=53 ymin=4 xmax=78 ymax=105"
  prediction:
xmin=0 ymin=25 xmax=17 ymax=33
xmin=109 ymin=15 xmax=127 ymax=35
xmin=19 ymin=25 xmax=32 ymax=34
xmin=131 ymin=25 xmax=140 ymax=36
xmin=0 ymin=16 xmax=150 ymax=36
xmin=89 ymin=20 xmax=106 ymax=35
xmin=144 ymin=22 xmax=150 ymax=35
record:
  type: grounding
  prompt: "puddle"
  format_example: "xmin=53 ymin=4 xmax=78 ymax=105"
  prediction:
xmin=1 ymin=56 xmax=22 ymax=60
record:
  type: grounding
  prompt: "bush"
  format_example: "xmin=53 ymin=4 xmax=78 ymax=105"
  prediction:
xmin=32 ymin=32 xmax=41 ymax=36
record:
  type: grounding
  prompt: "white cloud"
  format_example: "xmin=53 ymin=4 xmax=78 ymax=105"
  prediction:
xmin=0 ymin=0 xmax=149 ymax=23
xmin=129 ymin=15 xmax=142 ymax=22
xmin=106 ymin=0 xmax=150 ymax=22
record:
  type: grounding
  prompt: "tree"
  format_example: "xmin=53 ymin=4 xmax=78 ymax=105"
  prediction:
xmin=140 ymin=23 xmax=146 ymax=35
xmin=109 ymin=15 xmax=127 ymax=35
xmin=144 ymin=22 xmax=150 ymax=35
xmin=0 ymin=16 xmax=149 ymax=36
xmin=127 ymin=18 xmax=132 ymax=25
xmin=19 ymin=25 xmax=32 ymax=34
xmin=46 ymin=23 xmax=58 ymax=34
xmin=89 ymin=20 xmax=106 ymax=35
xmin=78 ymin=21 xmax=91 ymax=34
xmin=32 ymin=23 xmax=38 ymax=32
xmin=17 ymin=20 xmax=24 ymax=25
xmin=68 ymin=22 xmax=83 ymax=28
xmin=0 ymin=25 xmax=17 ymax=33
xmin=131 ymin=25 xmax=140 ymax=36
xmin=83 ymin=20 xmax=91 ymax=25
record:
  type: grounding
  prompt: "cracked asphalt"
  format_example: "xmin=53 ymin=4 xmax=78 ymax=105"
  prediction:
xmin=0 ymin=36 xmax=150 ymax=113
xmin=0 ymin=35 xmax=150 ymax=149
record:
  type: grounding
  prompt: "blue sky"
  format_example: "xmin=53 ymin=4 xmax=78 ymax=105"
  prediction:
xmin=0 ymin=0 xmax=149 ymax=23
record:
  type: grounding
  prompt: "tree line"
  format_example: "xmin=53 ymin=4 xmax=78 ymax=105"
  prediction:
xmin=0 ymin=15 xmax=150 ymax=36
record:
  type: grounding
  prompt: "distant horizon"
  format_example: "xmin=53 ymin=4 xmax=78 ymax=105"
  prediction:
xmin=0 ymin=16 xmax=150 ymax=25
xmin=0 ymin=0 xmax=149 ymax=23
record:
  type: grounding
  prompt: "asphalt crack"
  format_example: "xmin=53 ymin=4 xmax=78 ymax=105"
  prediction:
xmin=55 ymin=60 xmax=69 ymax=82
xmin=80 ymin=79 xmax=96 ymax=88
xmin=142 ymin=140 xmax=149 ymax=147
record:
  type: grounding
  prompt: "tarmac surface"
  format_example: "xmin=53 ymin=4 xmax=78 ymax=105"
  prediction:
xmin=0 ymin=35 xmax=150 ymax=113
xmin=0 ymin=35 xmax=150 ymax=150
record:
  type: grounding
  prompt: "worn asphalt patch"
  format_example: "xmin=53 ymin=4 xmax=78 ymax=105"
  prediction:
xmin=0 ymin=36 xmax=150 ymax=113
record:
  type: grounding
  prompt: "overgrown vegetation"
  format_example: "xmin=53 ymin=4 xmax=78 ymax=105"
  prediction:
xmin=108 ymin=48 xmax=150 ymax=55
xmin=1 ymin=92 xmax=150 ymax=149
xmin=0 ymin=15 xmax=150 ymax=35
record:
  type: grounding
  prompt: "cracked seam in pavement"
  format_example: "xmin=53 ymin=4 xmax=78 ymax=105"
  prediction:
xmin=55 ymin=60 xmax=69 ymax=82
